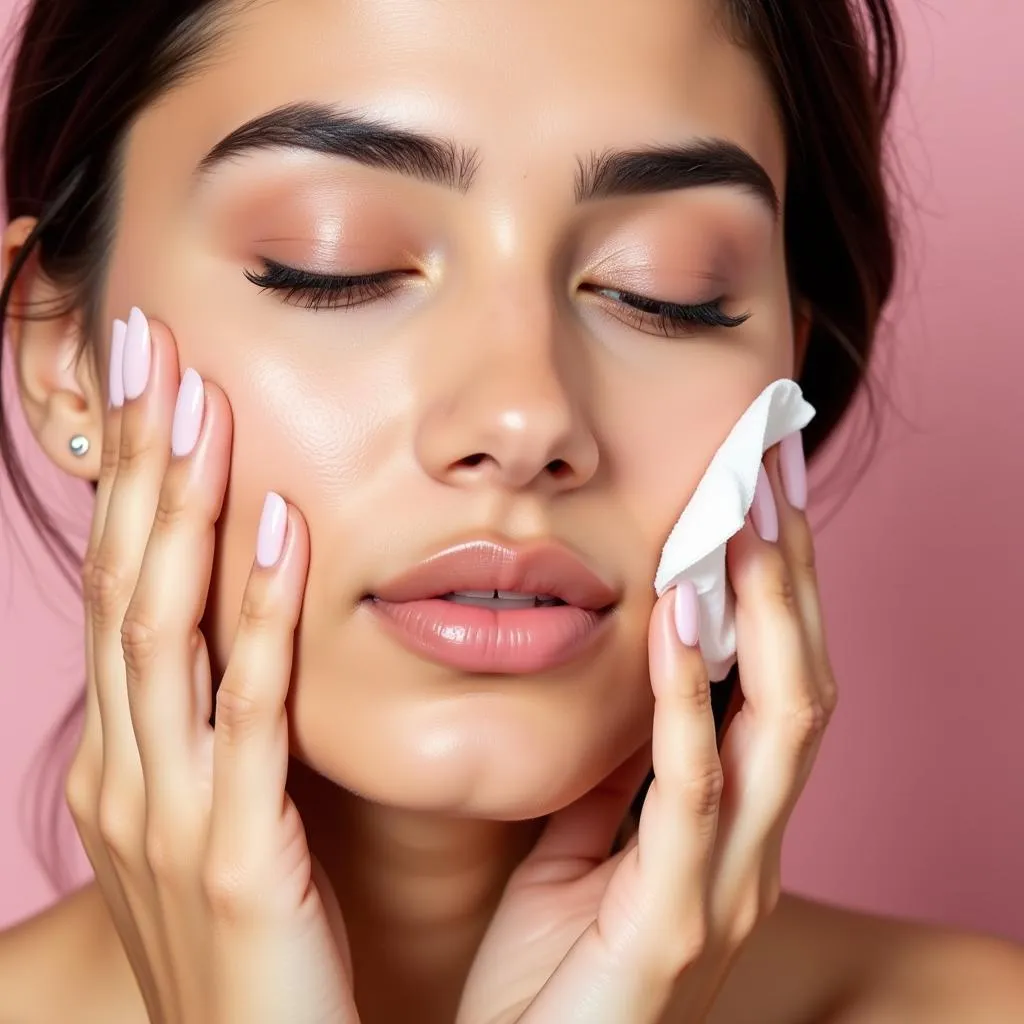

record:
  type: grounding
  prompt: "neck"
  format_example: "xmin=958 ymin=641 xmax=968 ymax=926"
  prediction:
xmin=287 ymin=758 xmax=546 ymax=1024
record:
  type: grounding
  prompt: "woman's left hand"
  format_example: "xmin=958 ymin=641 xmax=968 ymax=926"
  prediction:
xmin=456 ymin=442 xmax=837 ymax=1024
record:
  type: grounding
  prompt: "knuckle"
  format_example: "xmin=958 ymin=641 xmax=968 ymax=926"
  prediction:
xmin=787 ymin=696 xmax=831 ymax=752
xmin=819 ymin=670 xmax=840 ymax=717
xmin=97 ymin=792 xmax=141 ymax=863
xmin=683 ymin=670 xmax=714 ymax=714
xmin=84 ymin=557 xmax=129 ymax=628
xmin=64 ymin=762 xmax=98 ymax=829
xmin=99 ymin=431 xmax=120 ymax=479
xmin=214 ymin=685 xmax=264 ymax=744
xmin=144 ymin=823 xmax=191 ymax=881
xmin=120 ymin=611 xmax=161 ymax=680
xmin=662 ymin=917 xmax=708 ymax=977
xmin=151 ymin=488 xmax=191 ymax=534
xmin=682 ymin=760 xmax=725 ymax=820
xmin=202 ymin=861 xmax=259 ymax=925
xmin=237 ymin=585 xmax=277 ymax=635
xmin=764 ymin=553 xmax=798 ymax=613
xmin=117 ymin=424 xmax=151 ymax=475
xmin=725 ymin=878 xmax=781 ymax=949
xmin=727 ymin=888 xmax=764 ymax=948
xmin=785 ymin=517 xmax=818 ymax=576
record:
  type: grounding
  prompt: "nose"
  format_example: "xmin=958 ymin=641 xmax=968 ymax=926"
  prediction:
xmin=414 ymin=294 xmax=599 ymax=494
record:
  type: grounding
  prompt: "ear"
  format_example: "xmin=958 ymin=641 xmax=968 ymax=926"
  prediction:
xmin=3 ymin=216 xmax=105 ymax=481
xmin=792 ymin=298 xmax=812 ymax=378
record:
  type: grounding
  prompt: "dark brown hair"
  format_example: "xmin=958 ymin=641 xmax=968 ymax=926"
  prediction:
xmin=0 ymin=0 xmax=900 ymax=891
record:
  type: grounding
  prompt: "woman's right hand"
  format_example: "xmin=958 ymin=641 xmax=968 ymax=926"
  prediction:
xmin=65 ymin=309 xmax=359 ymax=1024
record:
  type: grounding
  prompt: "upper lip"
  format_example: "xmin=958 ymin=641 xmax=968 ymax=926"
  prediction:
xmin=370 ymin=539 xmax=620 ymax=611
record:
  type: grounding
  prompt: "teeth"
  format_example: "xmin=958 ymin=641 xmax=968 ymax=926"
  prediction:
xmin=443 ymin=590 xmax=564 ymax=609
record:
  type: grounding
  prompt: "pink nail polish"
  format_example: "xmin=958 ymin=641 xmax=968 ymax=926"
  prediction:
xmin=122 ymin=307 xmax=152 ymax=401
xmin=171 ymin=369 xmax=205 ymax=458
xmin=108 ymin=319 xmax=127 ymax=408
xmin=673 ymin=582 xmax=699 ymax=647
xmin=256 ymin=492 xmax=287 ymax=568
xmin=779 ymin=431 xmax=808 ymax=510
xmin=750 ymin=464 xmax=779 ymax=542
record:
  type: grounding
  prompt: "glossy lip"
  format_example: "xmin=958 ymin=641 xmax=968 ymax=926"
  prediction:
xmin=365 ymin=539 xmax=620 ymax=674
xmin=368 ymin=539 xmax=620 ymax=610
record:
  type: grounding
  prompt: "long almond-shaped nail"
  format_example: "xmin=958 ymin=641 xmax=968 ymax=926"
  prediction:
xmin=108 ymin=319 xmax=127 ymax=408
xmin=256 ymin=492 xmax=287 ymax=568
xmin=122 ymin=306 xmax=151 ymax=402
xmin=673 ymin=582 xmax=700 ymax=647
xmin=750 ymin=464 xmax=779 ymax=542
xmin=779 ymin=431 xmax=808 ymax=510
xmin=171 ymin=368 xmax=205 ymax=457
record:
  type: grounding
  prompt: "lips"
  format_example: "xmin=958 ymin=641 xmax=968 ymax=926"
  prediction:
xmin=368 ymin=539 xmax=619 ymax=611
xmin=365 ymin=539 xmax=620 ymax=674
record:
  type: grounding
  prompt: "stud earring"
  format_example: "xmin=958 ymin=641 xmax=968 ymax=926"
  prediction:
xmin=69 ymin=434 xmax=90 ymax=457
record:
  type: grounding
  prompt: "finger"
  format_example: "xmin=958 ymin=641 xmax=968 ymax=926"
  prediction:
xmin=630 ymin=587 xmax=720 ymax=955
xmin=126 ymin=374 xmax=231 ymax=813
xmin=717 ymin=463 xmax=829 ymax=850
xmin=79 ymin=317 xmax=128 ymax=767
xmin=85 ymin=317 xmax=128 ymax=559
xmin=207 ymin=498 xmax=310 ymax=901
xmin=90 ymin=308 xmax=179 ymax=787
xmin=691 ymin=468 xmax=824 ymax=958
xmin=69 ymin=316 xmax=156 ymax=1024
xmin=84 ymin=309 xmax=185 ymax=1014
xmin=766 ymin=438 xmax=838 ymax=712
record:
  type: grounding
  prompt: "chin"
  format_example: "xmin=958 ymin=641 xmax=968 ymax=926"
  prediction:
xmin=290 ymin=680 xmax=650 ymax=820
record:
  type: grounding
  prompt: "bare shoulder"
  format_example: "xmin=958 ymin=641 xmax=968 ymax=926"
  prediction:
xmin=703 ymin=890 xmax=1024 ymax=1024
xmin=0 ymin=882 xmax=144 ymax=1024
xmin=4 ymin=885 xmax=1022 ymax=1024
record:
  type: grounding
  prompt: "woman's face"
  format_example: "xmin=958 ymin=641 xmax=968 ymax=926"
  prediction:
xmin=103 ymin=0 xmax=793 ymax=817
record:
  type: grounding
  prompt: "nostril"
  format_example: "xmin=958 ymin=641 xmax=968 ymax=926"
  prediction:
xmin=449 ymin=453 xmax=574 ymax=481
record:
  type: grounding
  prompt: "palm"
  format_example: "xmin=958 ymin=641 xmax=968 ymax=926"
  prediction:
xmin=456 ymin=748 xmax=652 ymax=1024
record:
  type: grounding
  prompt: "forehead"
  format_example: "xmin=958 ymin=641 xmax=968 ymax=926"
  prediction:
xmin=132 ymin=0 xmax=785 ymax=204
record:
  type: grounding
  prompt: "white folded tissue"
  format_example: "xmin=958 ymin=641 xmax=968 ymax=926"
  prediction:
xmin=653 ymin=379 xmax=816 ymax=682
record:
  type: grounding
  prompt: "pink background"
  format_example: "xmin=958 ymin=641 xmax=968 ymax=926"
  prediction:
xmin=2 ymin=3 xmax=1023 ymax=940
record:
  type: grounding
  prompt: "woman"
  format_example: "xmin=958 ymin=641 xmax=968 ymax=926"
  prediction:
xmin=0 ymin=1 xmax=1022 ymax=1021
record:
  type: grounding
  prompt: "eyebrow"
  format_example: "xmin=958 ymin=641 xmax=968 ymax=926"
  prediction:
xmin=196 ymin=102 xmax=779 ymax=216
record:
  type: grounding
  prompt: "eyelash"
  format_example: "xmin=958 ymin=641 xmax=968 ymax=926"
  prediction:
xmin=243 ymin=258 xmax=750 ymax=336
xmin=243 ymin=260 xmax=399 ymax=310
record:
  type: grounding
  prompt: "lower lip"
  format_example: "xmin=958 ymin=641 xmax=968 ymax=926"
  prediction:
xmin=367 ymin=597 xmax=611 ymax=674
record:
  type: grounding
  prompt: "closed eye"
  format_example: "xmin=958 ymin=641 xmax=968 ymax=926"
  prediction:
xmin=244 ymin=259 xmax=406 ymax=310
xmin=244 ymin=259 xmax=751 ymax=336
xmin=582 ymin=285 xmax=749 ymax=336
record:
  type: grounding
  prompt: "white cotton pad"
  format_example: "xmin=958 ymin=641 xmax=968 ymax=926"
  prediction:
xmin=653 ymin=379 xmax=816 ymax=681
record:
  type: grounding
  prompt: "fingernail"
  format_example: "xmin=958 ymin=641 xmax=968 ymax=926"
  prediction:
xmin=750 ymin=464 xmax=779 ymax=542
xmin=256 ymin=492 xmax=287 ymax=568
xmin=673 ymin=581 xmax=700 ymax=647
xmin=122 ymin=306 xmax=152 ymax=402
xmin=779 ymin=431 xmax=808 ymax=510
xmin=108 ymin=319 xmax=127 ymax=408
xmin=171 ymin=368 xmax=205 ymax=457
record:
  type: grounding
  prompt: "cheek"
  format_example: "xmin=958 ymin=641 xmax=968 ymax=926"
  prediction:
xmin=173 ymin=327 xmax=400 ymax=666
xmin=603 ymin=341 xmax=789 ymax=557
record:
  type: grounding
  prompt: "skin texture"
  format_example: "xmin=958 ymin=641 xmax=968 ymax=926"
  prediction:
xmin=23 ymin=0 xmax=789 ymax=809
xmin=5 ymin=1 xmax=1024 ymax=1022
